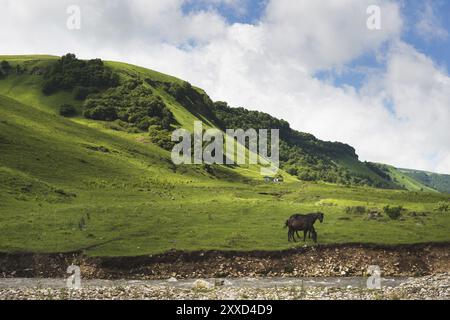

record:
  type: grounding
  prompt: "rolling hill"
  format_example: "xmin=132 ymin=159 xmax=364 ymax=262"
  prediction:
xmin=397 ymin=168 xmax=450 ymax=194
xmin=0 ymin=54 xmax=449 ymax=256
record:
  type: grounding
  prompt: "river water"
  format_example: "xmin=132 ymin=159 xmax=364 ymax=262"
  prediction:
xmin=0 ymin=277 xmax=407 ymax=289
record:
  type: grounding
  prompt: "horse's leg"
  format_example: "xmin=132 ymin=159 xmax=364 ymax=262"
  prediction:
xmin=288 ymin=228 xmax=292 ymax=242
xmin=303 ymin=230 xmax=307 ymax=242
xmin=309 ymin=226 xmax=317 ymax=243
xmin=292 ymin=229 xmax=298 ymax=242
xmin=312 ymin=228 xmax=317 ymax=243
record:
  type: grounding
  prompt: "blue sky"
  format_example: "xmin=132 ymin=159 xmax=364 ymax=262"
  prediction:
xmin=401 ymin=0 xmax=450 ymax=67
xmin=182 ymin=0 xmax=268 ymax=24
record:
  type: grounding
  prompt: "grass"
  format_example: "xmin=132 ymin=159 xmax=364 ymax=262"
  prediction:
xmin=383 ymin=165 xmax=437 ymax=192
xmin=1 ymin=55 xmax=449 ymax=257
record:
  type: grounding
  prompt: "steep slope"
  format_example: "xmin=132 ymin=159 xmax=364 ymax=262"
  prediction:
xmin=0 ymin=54 xmax=274 ymax=181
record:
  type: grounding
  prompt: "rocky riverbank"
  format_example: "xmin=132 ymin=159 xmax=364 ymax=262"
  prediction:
xmin=0 ymin=274 xmax=448 ymax=300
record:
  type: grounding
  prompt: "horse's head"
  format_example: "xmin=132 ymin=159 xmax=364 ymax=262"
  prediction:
xmin=317 ymin=212 xmax=324 ymax=223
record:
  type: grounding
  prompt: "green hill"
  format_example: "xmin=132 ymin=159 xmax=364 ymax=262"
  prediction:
xmin=364 ymin=163 xmax=450 ymax=194
xmin=0 ymin=54 xmax=449 ymax=256
xmin=397 ymin=168 xmax=450 ymax=194
xmin=366 ymin=163 xmax=437 ymax=192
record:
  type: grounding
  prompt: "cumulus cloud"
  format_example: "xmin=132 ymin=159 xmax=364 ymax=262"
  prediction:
xmin=0 ymin=0 xmax=449 ymax=173
xmin=379 ymin=43 xmax=450 ymax=172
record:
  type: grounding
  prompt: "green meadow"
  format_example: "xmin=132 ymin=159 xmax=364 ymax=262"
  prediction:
xmin=0 ymin=55 xmax=449 ymax=257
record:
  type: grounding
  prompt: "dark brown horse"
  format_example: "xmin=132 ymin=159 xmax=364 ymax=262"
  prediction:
xmin=285 ymin=212 xmax=324 ymax=243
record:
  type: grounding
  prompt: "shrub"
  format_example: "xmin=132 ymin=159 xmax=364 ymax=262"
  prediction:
xmin=345 ymin=206 xmax=366 ymax=215
xmin=286 ymin=167 xmax=298 ymax=176
xmin=15 ymin=64 xmax=26 ymax=74
xmin=435 ymin=201 xmax=449 ymax=212
xmin=84 ymin=105 xmax=117 ymax=121
xmin=0 ymin=60 xmax=11 ymax=73
xmin=59 ymin=104 xmax=77 ymax=117
xmin=148 ymin=125 xmax=174 ymax=150
xmin=383 ymin=205 xmax=403 ymax=220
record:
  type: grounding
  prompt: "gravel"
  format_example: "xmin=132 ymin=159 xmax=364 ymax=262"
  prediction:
xmin=0 ymin=274 xmax=448 ymax=300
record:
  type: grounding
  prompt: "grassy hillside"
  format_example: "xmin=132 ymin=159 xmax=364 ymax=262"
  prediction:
xmin=366 ymin=163 xmax=450 ymax=194
xmin=0 ymin=54 xmax=449 ymax=256
xmin=367 ymin=163 xmax=437 ymax=192
xmin=398 ymin=168 xmax=450 ymax=194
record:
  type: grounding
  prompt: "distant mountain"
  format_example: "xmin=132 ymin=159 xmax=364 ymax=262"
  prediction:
xmin=397 ymin=168 xmax=450 ymax=193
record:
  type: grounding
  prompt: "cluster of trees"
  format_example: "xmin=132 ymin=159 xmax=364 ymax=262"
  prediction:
xmin=0 ymin=60 xmax=27 ymax=78
xmin=211 ymin=101 xmax=394 ymax=188
xmin=83 ymin=78 xmax=175 ymax=132
xmin=213 ymin=101 xmax=290 ymax=136
xmin=42 ymin=53 xmax=119 ymax=96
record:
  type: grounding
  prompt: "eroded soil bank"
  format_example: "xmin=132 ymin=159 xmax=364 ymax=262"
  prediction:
xmin=1 ymin=243 xmax=449 ymax=279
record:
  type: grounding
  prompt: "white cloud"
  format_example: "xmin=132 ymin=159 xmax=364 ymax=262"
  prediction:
xmin=262 ymin=0 xmax=402 ymax=71
xmin=379 ymin=42 xmax=450 ymax=172
xmin=0 ymin=0 xmax=449 ymax=173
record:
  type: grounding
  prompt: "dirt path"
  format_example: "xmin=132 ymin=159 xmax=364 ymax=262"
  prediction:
xmin=1 ymin=243 xmax=449 ymax=279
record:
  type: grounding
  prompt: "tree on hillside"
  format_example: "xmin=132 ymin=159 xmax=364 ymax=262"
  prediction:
xmin=0 ymin=60 xmax=11 ymax=73
xmin=0 ymin=60 xmax=12 ymax=78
